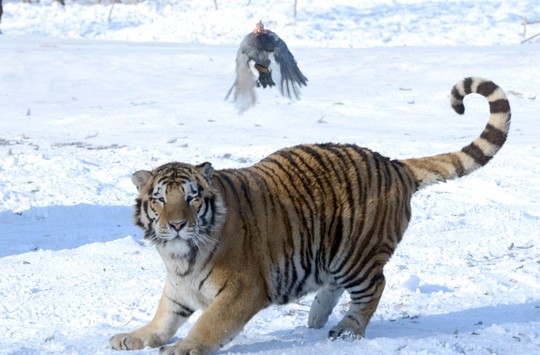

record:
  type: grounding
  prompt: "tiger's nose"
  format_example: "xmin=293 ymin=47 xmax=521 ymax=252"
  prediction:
xmin=169 ymin=220 xmax=187 ymax=232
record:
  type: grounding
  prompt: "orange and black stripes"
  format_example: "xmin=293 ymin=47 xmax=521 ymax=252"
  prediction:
xmin=209 ymin=143 xmax=415 ymax=305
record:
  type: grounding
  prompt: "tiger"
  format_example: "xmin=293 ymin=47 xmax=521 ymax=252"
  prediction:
xmin=110 ymin=77 xmax=511 ymax=354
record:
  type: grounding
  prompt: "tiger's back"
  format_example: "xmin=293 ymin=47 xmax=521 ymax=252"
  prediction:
xmin=213 ymin=143 xmax=415 ymax=307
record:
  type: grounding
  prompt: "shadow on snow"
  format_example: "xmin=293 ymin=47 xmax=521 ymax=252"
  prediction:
xmin=0 ymin=204 xmax=140 ymax=257
xmin=225 ymin=301 xmax=540 ymax=353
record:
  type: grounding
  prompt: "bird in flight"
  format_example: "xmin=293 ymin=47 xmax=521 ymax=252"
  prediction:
xmin=226 ymin=21 xmax=308 ymax=112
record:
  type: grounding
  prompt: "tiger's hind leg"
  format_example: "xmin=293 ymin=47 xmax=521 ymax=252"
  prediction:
xmin=328 ymin=273 xmax=386 ymax=340
xmin=307 ymin=285 xmax=344 ymax=329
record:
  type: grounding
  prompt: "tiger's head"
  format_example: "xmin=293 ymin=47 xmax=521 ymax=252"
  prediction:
xmin=131 ymin=162 xmax=226 ymax=248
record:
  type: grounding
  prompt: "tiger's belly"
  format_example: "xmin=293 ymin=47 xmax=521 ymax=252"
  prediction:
xmin=270 ymin=266 xmax=330 ymax=305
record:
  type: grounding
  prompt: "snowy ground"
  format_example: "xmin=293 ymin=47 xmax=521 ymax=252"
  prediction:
xmin=1 ymin=1 xmax=540 ymax=354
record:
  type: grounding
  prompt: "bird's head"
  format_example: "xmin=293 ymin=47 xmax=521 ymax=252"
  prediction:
xmin=252 ymin=21 xmax=267 ymax=34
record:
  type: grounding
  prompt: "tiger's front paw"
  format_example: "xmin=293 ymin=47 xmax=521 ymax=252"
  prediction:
xmin=159 ymin=340 xmax=210 ymax=355
xmin=110 ymin=332 xmax=164 ymax=351
xmin=110 ymin=333 xmax=144 ymax=350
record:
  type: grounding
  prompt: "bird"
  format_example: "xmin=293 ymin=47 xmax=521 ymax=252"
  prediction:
xmin=226 ymin=21 xmax=308 ymax=111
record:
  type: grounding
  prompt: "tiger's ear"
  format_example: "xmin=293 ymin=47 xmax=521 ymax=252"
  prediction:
xmin=131 ymin=170 xmax=153 ymax=192
xmin=196 ymin=162 xmax=214 ymax=184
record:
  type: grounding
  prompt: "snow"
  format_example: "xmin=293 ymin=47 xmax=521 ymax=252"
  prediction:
xmin=1 ymin=0 xmax=540 ymax=354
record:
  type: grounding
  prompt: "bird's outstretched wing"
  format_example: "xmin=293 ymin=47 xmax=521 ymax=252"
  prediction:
xmin=271 ymin=34 xmax=308 ymax=100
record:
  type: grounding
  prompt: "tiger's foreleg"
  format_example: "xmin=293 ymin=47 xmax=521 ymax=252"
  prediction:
xmin=160 ymin=284 xmax=268 ymax=355
xmin=307 ymin=285 xmax=344 ymax=329
xmin=328 ymin=273 xmax=386 ymax=340
xmin=110 ymin=281 xmax=193 ymax=350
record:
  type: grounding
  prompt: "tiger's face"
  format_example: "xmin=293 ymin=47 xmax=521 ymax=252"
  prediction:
xmin=147 ymin=179 xmax=204 ymax=242
xmin=131 ymin=162 xmax=226 ymax=248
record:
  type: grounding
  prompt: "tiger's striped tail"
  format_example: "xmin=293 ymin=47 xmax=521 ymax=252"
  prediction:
xmin=401 ymin=77 xmax=511 ymax=190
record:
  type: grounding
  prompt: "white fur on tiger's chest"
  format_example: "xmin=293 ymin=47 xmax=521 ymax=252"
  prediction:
xmin=167 ymin=275 xmax=216 ymax=311
xmin=158 ymin=242 xmax=218 ymax=310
